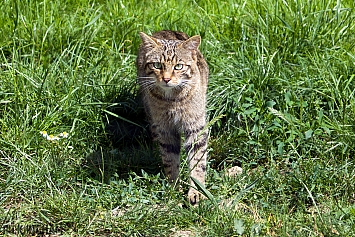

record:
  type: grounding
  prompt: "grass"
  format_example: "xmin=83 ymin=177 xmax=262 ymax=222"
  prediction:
xmin=1 ymin=0 xmax=355 ymax=236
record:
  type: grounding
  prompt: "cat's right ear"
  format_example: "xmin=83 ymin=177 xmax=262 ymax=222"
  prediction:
xmin=139 ymin=32 xmax=159 ymax=49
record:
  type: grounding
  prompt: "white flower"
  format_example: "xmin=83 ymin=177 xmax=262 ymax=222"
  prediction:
xmin=40 ymin=131 xmax=49 ymax=138
xmin=47 ymin=134 xmax=60 ymax=141
xmin=40 ymin=130 xmax=69 ymax=141
xmin=59 ymin=132 xmax=69 ymax=138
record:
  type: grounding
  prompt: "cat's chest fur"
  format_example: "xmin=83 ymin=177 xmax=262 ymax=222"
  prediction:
xmin=145 ymin=84 xmax=206 ymax=126
xmin=148 ymin=98 xmax=202 ymax=128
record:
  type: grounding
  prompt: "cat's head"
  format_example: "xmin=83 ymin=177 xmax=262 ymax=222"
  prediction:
xmin=138 ymin=32 xmax=201 ymax=92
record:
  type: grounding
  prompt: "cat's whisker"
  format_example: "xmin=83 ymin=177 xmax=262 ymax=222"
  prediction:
xmin=138 ymin=79 xmax=155 ymax=84
xmin=138 ymin=80 xmax=153 ymax=85
xmin=139 ymin=82 xmax=156 ymax=94
xmin=139 ymin=83 xmax=155 ymax=90
xmin=178 ymin=81 xmax=193 ymax=90
xmin=139 ymin=84 xmax=152 ymax=91
xmin=137 ymin=76 xmax=155 ymax=80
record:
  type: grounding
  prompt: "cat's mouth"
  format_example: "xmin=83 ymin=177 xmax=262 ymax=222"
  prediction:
xmin=157 ymin=81 xmax=178 ymax=89
xmin=159 ymin=83 xmax=176 ymax=90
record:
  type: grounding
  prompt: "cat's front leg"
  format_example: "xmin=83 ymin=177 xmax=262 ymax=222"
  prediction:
xmin=184 ymin=126 xmax=208 ymax=204
xmin=154 ymin=126 xmax=181 ymax=184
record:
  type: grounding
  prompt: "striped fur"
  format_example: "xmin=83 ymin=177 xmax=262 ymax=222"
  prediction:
xmin=137 ymin=30 xmax=209 ymax=204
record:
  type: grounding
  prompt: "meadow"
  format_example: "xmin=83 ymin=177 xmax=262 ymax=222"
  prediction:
xmin=1 ymin=0 xmax=355 ymax=236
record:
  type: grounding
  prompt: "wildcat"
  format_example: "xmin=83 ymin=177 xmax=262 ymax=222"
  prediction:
xmin=136 ymin=30 xmax=209 ymax=204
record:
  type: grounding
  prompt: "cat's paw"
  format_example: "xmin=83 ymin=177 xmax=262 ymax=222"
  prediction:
xmin=188 ymin=188 xmax=204 ymax=205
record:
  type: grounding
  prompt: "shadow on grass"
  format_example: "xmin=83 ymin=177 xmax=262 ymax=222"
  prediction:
xmin=84 ymin=85 xmax=162 ymax=183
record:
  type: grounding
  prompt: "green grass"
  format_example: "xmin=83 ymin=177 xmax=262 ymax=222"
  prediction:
xmin=1 ymin=0 xmax=355 ymax=236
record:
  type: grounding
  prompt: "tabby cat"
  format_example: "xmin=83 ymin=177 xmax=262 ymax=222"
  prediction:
xmin=137 ymin=30 xmax=209 ymax=204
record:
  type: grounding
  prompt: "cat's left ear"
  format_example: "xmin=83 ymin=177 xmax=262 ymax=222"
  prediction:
xmin=179 ymin=35 xmax=201 ymax=50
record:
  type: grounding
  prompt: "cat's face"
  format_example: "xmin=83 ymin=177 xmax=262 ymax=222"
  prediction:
xmin=139 ymin=32 xmax=201 ymax=92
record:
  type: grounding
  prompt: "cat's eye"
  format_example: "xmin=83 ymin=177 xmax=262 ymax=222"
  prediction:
xmin=174 ymin=64 xmax=184 ymax=70
xmin=153 ymin=62 xmax=162 ymax=69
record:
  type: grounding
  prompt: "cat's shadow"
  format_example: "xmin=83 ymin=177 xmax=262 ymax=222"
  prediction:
xmin=84 ymin=86 xmax=162 ymax=183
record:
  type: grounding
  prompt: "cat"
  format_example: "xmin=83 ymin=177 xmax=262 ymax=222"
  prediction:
xmin=136 ymin=30 xmax=209 ymax=204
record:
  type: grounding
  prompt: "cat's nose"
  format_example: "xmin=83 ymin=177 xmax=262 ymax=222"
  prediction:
xmin=163 ymin=78 xmax=171 ymax=83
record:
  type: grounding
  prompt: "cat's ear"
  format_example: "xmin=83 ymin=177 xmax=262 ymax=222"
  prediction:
xmin=179 ymin=35 xmax=201 ymax=50
xmin=139 ymin=32 xmax=160 ymax=49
